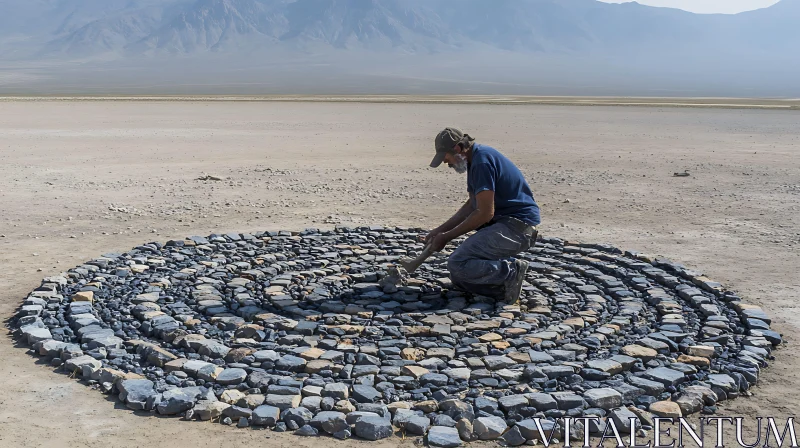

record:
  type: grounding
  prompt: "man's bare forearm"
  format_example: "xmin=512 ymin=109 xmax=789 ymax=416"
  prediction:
xmin=442 ymin=190 xmax=495 ymax=241
xmin=436 ymin=199 xmax=473 ymax=233
xmin=444 ymin=208 xmax=492 ymax=240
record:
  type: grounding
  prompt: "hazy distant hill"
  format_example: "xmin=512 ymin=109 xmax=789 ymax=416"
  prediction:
xmin=1 ymin=0 xmax=798 ymax=95
xmin=2 ymin=0 xmax=796 ymax=57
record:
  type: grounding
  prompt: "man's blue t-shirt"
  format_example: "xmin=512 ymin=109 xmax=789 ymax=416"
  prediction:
xmin=467 ymin=143 xmax=541 ymax=226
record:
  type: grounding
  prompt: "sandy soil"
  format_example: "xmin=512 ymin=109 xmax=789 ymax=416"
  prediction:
xmin=0 ymin=100 xmax=798 ymax=447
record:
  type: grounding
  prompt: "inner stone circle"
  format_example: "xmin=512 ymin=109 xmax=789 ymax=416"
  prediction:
xmin=11 ymin=226 xmax=781 ymax=443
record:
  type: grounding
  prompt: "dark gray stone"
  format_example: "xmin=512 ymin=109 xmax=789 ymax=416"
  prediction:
xmin=428 ymin=426 xmax=463 ymax=448
xmin=498 ymin=394 xmax=528 ymax=413
xmin=295 ymin=424 xmax=318 ymax=436
xmin=352 ymin=385 xmax=381 ymax=403
xmin=420 ymin=373 xmax=449 ymax=387
xmin=156 ymin=388 xmax=197 ymax=415
xmin=517 ymin=419 xmax=558 ymax=441
xmin=406 ymin=416 xmax=432 ymax=435
xmin=312 ymin=411 xmax=349 ymax=435
xmin=439 ymin=399 xmax=475 ymax=422
xmin=216 ymin=368 xmax=247 ymax=385
xmin=322 ymin=383 xmax=349 ymax=400
xmin=526 ymin=393 xmax=558 ymax=411
xmin=276 ymin=355 xmax=306 ymax=372
xmin=433 ymin=414 xmax=457 ymax=427
xmin=643 ymin=367 xmax=686 ymax=386
xmin=346 ymin=411 xmax=381 ymax=425
xmin=355 ymin=415 xmax=393 ymax=440
xmin=551 ymin=392 xmax=585 ymax=411
xmin=118 ymin=379 xmax=156 ymax=410
xmin=609 ymin=407 xmax=641 ymax=434
xmin=473 ymin=416 xmax=508 ymax=440
xmin=502 ymin=425 xmax=527 ymax=446
xmin=628 ymin=376 xmax=666 ymax=396
xmin=582 ymin=388 xmax=623 ymax=410
xmin=252 ymin=405 xmax=280 ymax=426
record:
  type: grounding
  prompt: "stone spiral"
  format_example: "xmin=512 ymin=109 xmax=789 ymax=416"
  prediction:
xmin=11 ymin=226 xmax=781 ymax=443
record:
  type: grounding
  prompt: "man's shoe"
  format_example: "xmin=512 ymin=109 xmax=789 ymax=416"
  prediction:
xmin=504 ymin=259 xmax=529 ymax=304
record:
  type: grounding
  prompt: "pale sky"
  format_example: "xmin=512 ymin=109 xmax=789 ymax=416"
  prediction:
xmin=598 ymin=0 xmax=780 ymax=14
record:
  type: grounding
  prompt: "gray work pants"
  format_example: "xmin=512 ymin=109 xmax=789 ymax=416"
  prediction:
xmin=447 ymin=219 xmax=537 ymax=298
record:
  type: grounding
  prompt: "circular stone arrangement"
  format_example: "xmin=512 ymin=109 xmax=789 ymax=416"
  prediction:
xmin=11 ymin=226 xmax=781 ymax=444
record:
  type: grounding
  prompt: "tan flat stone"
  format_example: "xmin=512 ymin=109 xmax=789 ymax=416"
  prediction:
xmin=621 ymin=345 xmax=658 ymax=361
xmin=687 ymin=345 xmax=715 ymax=358
xmin=508 ymin=351 xmax=531 ymax=364
xmin=164 ymin=358 xmax=189 ymax=372
xmin=179 ymin=318 xmax=198 ymax=328
xmin=298 ymin=347 xmax=325 ymax=360
xmin=402 ymin=365 xmax=429 ymax=378
xmin=491 ymin=341 xmax=510 ymax=350
xmin=141 ymin=310 xmax=165 ymax=320
xmin=221 ymin=389 xmax=246 ymax=405
xmin=478 ymin=333 xmax=503 ymax=342
xmin=649 ymin=401 xmax=682 ymax=418
xmin=237 ymin=394 xmax=266 ymax=409
xmin=195 ymin=401 xmax=230 ymax=421
xmin=72 ymin=291 xmax=94 ymax=303
xmin=305 ymin=359 xmax=333 ymax=374
xmin=563 ymin=317 xmax=585 ymax=329
xmin=465 ymin=320 xmax=501 ymax=331
xmin=733 ymin=302 xmax=762 ymax=313
xmin=387 ymin=402 xmax=412 ymax=412
xmin=528 ymin=306 xmax=552 ymax=316
xmin=335 ymin=400 xmax=356 ymax=413
xmin=676 ymin=354 xmax=710 ymax=368
xmin=403 ymin=326 xmax=433 ymax=336
xmin=401 ymin=348 xmax=426 ymax=361
xmin=414 ymin=400 xmax=439 ymax=413
xmin=225 ymin=347 xmax=255 ymax=363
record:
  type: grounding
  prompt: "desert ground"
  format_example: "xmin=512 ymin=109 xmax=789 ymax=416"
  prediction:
xmin=0 ymin=99 xmax=798 ymax=447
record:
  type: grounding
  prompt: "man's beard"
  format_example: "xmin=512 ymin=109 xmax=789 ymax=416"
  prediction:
xmin=450 ymin=154 xmax=468 ymax=174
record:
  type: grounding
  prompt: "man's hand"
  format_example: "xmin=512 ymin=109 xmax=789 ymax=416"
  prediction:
xmin=424 ymin=227 xmax=443 ymax=245
xmin=430 ymin=232 xmax=451 ymax=252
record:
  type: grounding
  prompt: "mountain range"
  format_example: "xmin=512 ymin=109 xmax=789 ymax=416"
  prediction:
xmin=1 ymin=0 xmax=798 ymax=95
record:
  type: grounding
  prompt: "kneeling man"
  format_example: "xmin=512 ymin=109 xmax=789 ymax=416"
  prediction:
xmin=426 ymin=127 xmax=541 ymax=304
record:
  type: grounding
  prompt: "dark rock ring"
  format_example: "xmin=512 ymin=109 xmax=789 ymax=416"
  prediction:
xmin=10 ymin=226 xmax=780 ymax=443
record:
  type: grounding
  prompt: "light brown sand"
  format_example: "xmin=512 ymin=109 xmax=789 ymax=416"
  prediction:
xmin=1 ymin=100 xmax=798 ymax=447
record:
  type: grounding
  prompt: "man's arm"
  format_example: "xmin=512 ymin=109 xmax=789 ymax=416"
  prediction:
xmin=435 ymin=198 xmax=474 ymax=234
xmin=444 ymin=190 xmax=494 ymax=240
xmin=430 ymin=190 xmax=494 ymax=251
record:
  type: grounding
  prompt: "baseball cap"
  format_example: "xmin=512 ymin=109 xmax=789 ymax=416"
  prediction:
xmin=430 ymin=127 xmax=472 ymax=168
